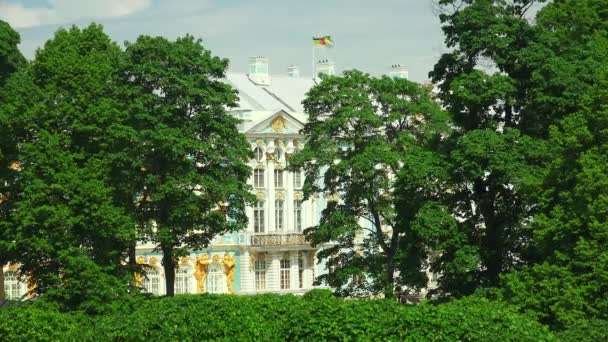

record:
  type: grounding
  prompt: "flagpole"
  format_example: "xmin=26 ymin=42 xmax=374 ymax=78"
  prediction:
xmin=312 ymin=38 xmax=316 ymax=82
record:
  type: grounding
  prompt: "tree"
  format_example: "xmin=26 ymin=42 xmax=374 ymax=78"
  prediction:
xmin=122 ymin=35 xmax=253 ymax=296
xmin=499 ymin=65 xmax=608 ymax=329
xmin=0 ymin=19 xmax=26 ymax=301
xmin=6 ymin=24 xmax=136 ymax=307
xmin=427 ymin=0 xmax=608 ymax=298
xmin=0 ymin=20 xmax=26 ymax=87
xmin=290 ymin=71 xmax=451 ymax=298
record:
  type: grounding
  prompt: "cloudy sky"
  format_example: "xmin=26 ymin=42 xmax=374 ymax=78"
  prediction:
xmin=1 ymin=0 xmax=448 ymax=82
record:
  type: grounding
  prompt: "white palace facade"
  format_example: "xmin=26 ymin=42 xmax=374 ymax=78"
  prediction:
xmin=3 ymin=57 xmax=413 ymax=299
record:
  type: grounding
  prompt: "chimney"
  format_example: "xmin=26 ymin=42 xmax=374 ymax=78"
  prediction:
xmin=287 ymin=64 xmax=300 ymax=78
xmin=248 ymin=56 xmax=270 ymax=85
xmin=316 ymin=59 xmax=336 ymax=77
xmin=388 ymin=64 xmax=408 ymax=79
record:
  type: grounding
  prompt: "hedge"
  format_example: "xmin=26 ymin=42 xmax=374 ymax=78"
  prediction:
xmin=0 ymin=295 xmax=556 ymax=341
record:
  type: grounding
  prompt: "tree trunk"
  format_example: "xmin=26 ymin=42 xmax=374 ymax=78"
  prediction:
xmin=0 ymin=264 xmax=5 ymax=301
xmin=384 ymin=257 xmax=395 ymax=299
xmin=163 ymin=247 xmax=175 ymax=296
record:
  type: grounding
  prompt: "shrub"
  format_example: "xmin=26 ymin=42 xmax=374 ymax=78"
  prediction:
xmin=302 ymin=288 xmax=334 ymax=301
xmin=0 ymin=295 xmax=556 ymax=341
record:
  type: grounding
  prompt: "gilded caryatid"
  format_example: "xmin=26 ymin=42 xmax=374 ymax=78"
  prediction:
xmin=194 ymin=255 xmax=210 ymax=294
xmin=222 ymin=253 xmax=236 ymax=294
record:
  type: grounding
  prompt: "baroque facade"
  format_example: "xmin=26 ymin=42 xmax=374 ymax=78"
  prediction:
xmin=131 ymin=57 xmax=330 ymax=296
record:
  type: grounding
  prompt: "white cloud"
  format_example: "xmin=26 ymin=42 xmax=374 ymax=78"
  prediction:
xmin=0 ymin=0 xmax=152 ymax=28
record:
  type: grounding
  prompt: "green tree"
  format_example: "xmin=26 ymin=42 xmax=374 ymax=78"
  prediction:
xmin=428 ymin=0 xmax=607 ymax=298
xmin=122 ymin=35 xmax=253 ymax=296
xmin=0 ymin=20 xmax=26 ymax=87
xmin=0 ymin=19 xmax=27 ymax=301
xmin=6 ymin=24 xmax=136 ymax=308
xmin=499 ymin=65 xmax=608 ymax=329
xmin=290 ymin=71 xmax=451 ymax=298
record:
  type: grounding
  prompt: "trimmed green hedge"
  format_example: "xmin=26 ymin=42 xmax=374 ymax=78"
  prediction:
xmin=0 ymin=295 xmax=556 ymax=341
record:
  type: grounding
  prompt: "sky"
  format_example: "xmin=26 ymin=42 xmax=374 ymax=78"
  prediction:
xmin=0 ymin=0 xmax=448 ymax=82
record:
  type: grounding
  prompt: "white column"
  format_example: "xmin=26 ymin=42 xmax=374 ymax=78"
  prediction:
xmin=290 ymin=251 xmax=300 ymax=290
xmin=286 ymin=169 xmax=294 ymax=232
xmin=239 ymin=250 xmax=252 ymax=293
xmin=267 ymin=160 xmax=275 ymax=233
xmin=269 ymin=252 xmax=280 ymax=290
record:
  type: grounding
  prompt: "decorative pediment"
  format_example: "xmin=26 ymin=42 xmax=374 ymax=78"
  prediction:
xmin=246 ymin=110 xmax=304 ymax=135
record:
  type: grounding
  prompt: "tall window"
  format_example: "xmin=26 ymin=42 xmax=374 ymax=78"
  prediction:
xmin=4 ymin=271 xmax=22 ymax=300
xmin=275 ymin=200 xmax=284 ymax=231
xmin=254 ymin=169 xmax=265 ymax=188
xmin=293 ymin=171 xmax=303 ymax=188
xmin=175 ymin=267 xmax=191 ymax=294
xmin=298 ymin=257 xmax=304 ymax=289
xmin=294 ymin=200 xmax=302 ymax=232
xmin=280 ymin=257 xmax=291 ymax=290
xmin=274 ymin=169 xmax=284 ymax=188
xmin=254 ymin=258 xmax=267 ymax=290
xmin=254 ymin=147 xmax=264 ymax=161
xmin=143 ymin=269 xmax=161 ymax=295
xmin=254 ymin=201 xmax=265 ymax=233
xmin=207 ymin=263 xmax=225 ymax=294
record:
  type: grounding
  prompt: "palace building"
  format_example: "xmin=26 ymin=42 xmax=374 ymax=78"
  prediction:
xmin=3 ymin=57 xmax=413 ymax=299
xmin=132 ymin=57 xmax=333 ymax=296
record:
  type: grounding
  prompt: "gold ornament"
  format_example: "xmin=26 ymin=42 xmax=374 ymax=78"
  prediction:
xmin=271 ymin=115 xmax=286 ymax=132
xmin=265 ymin=152 xmax=275 ymax=161
xmin=256 ymin=191 xmax=265 ymax=200
xmin=149 ymin=257 xmax=158 ymax=265
xmin=275 ymin=191 xmax=285 ymax=200
xmin=222 ymin=254 xmax=236 ymax=294
xmin=180 ymin=256 xmax=190 ymax=265
xmin=194 ymin=255 xmax=210 ymax=294
xmin=212 ymin=255 xmax=220 ymax=263
xmin=136 ymin=256 xmax=145 ymax=264
xmin=255 ymin=139 xmax=266 ymax=147
xmin=294 ymin=192 xmax=304 ymax=200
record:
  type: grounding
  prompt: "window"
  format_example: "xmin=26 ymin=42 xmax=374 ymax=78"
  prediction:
xmin=254 ymin=259 xmax=267 ymax=290
xmin=254 ymin=201 xmax=265 ymax=233
xmin=275 ymin=200 xmax=284 ymax=231
xmin=274 ymin=169 xmax=284 ymax=188
xmin=143 ymin=269 xmax=161 ymax=295
xmin=294 ymin=200 xmax=303 ymax=232
xmin=254 ymin=147 xmax=264 ymax=161
xmin=175 ymin=267 xmax=191 ymax=294
xmin=254 ymin=169 xmax=264 ymax=188
xmin=207 ymin=263 xmax=225 ymax=294
xmin=293 ymin=171 xmax=303 ymax=188
xmin=4 ymin=271 xmax=22 ymax=300
xmin=280 ymin=257 xmax=291 ymax=290
xmin=298 ymin=257 xmax=304 ymax=289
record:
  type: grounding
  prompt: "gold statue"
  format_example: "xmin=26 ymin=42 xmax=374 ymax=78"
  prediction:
xmin=222 ymin=253 xmax=236 ymax=294
xmin=194 ymin=255 xmax=210 ymax=294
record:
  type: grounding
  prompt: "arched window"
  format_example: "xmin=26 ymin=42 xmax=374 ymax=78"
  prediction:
xmin=207 ymin=263 xmax=226 ymax=294
xmin=254 ymin=147 xmax=264 ymax=162
xmin=143 ymin=268 xmax=161 ymax=296
xmin=4 ymin=271 xmax=23 ymax=300
xmin=175 ymin=266 xmax=192 ymax=294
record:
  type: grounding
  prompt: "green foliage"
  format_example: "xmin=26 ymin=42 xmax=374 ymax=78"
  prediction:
xmin=557 ymin=319 xmax=608 ymax=342
xmin=291 ymin=70 xmax=451 ymax=298
xmin=0 ymin=295 xmax=556 ymax=341
xmin=498 ymin=66 xmax=608 ymax=329
xmin=4 ymin=25 xmax=136 ymax=308
xmin=302 ymin=288 xmax=334 ymax=301
xmin=0 ymin=20 xmax=26 ymax=87
xmin=121 ymin=35 xmax=253 ymax=295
